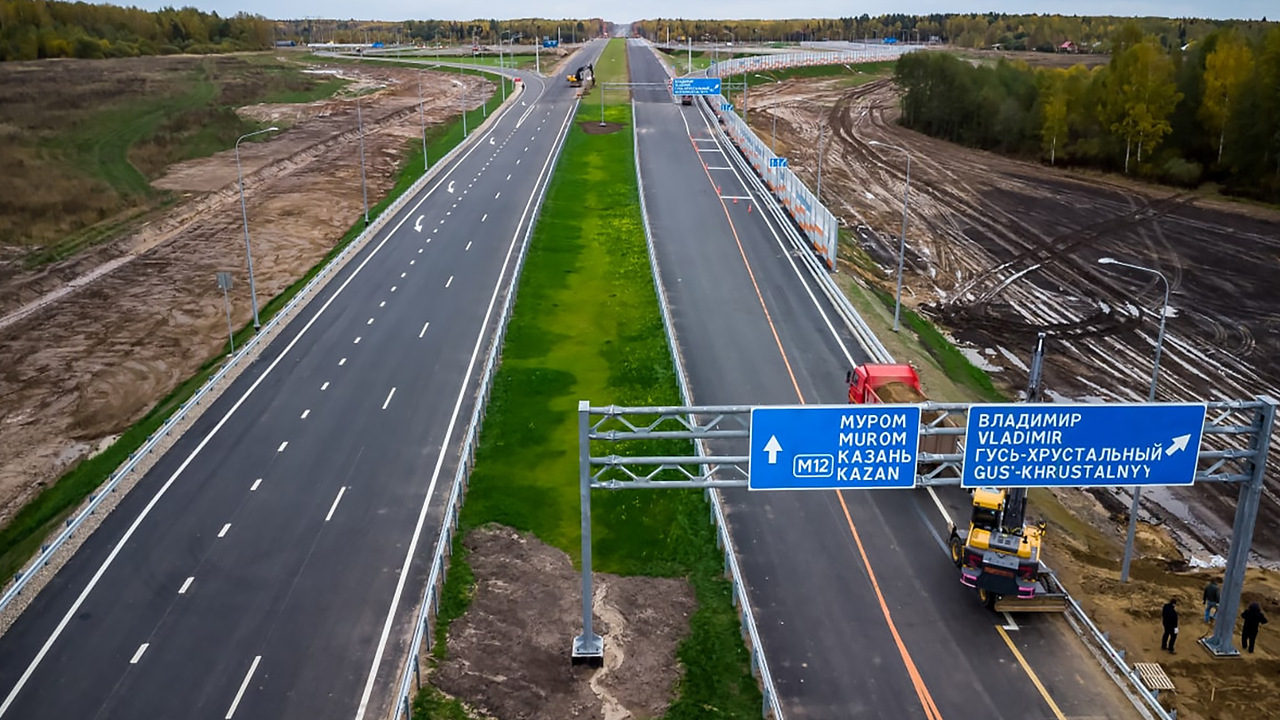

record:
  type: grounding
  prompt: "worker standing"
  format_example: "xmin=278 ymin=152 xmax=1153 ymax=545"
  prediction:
xmin=1161 ymin=598 xmax=1180 ymax=653
xmin=1203 ymin=579 xmax=1221 ymax=623
xmin=1241 ymin=602 xmax=1268 ymax=653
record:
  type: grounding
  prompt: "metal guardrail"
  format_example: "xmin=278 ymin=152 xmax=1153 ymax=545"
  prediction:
xmin=697 ymin=85 xmax=1174 ymax=720
xmin=706 ymin=46 xmax=916 ymax=77
xmin=0 ymin=78 xmax=524 ymax=619
xmin=386 ymin=95 xmax=581 ymax=720
xmin=632 ymin=98 xmax=785 ymax=720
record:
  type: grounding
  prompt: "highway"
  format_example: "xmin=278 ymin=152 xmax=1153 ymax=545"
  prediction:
xmin=628 ymin=40 xmax=1139 ymax=720
xmin=0 ymin=41 xmax=602 ymax=720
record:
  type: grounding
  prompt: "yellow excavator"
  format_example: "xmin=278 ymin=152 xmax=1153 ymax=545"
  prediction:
xmin=947 ymin=333 xmax=1066 ymax=613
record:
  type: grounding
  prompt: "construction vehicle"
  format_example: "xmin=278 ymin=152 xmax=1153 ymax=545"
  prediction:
xmin=847 ymin=354 xmax=1066 ymax=613
xmin=566 ymin=64 xmax=594 ymax=88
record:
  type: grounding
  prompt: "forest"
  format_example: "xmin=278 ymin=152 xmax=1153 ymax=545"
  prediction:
xmin=0 ymin=0 xmax=272 ymax=60
xmin=894 ymin=24 xmax=1280 ymax=202
xmin=275 ymin=18 xmax=607 ymax=45
xmin=632 ymin=14 xmax=1273 ymax=54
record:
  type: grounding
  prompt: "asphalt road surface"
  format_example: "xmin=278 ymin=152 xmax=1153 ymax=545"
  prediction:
xmin=0 ymin=41 xmax=602 ymax=720
xmin=628 ymin=39 xmax=1139 ymax=720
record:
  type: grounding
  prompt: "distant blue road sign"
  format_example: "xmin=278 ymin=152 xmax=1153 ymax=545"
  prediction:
xmin=721 ymin=102 xmax=733 ymax=111
xmin=672 ymin=77 xmax=722 ymax=96
xmin=749 ymin=406 xmax=921 ymax=490
xmin=543 ymin=40 xmax=559 ymax=48
xmin=769 ymin=157 xmax=789 ymax=168
xmin=962 ymin=403 xmax=1207 ymax=488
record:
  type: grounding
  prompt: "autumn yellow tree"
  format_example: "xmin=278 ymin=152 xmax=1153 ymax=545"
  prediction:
xmin=1104 ymin=41 xmax=1183 ymax=172
xmin=1039 ymin=70 xmax=1069 ymax=164
xmin=1200 ymin=34 xmax=1254 ymax=162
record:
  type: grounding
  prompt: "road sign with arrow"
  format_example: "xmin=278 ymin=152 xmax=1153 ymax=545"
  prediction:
xmin=748 ymin=405 xmax=921 ymax=490
xmin=962 ymin=403 xmax=1207 ymax=488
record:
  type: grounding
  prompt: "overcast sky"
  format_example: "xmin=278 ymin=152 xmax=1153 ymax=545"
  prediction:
xmin=143 ymin=0 xmax=1272 ymax=22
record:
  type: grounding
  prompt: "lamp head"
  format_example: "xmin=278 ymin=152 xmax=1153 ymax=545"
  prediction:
xmin=266 ymin=126 xmax=279 ymax=132
xmin=1097 ymin=257 xmax=1117 ymax=265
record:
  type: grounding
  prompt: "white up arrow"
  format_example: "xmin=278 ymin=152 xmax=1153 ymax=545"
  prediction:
xmin=1166 ymin=434 xmax=1192 ymax=455
xmin=413 ymin=215 xmax=423 ymax=233
xmin=763 ymin=435 xmax=783 ymax=465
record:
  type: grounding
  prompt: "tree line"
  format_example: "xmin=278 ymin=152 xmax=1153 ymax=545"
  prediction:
xmin=894 ymin=24 xmax=1280 ymax=202
xmin=632 ymin=15 xmax=1273 ymax=54
xmin=0 ymin=0 xmax=272 ymax=60
xmin=274 ymin=18 xmax=606 ymax=46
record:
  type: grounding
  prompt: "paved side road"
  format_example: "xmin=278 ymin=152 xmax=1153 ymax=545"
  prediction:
xmin=628 ymin=39 xmax=1139 ymax=720
xmin=0 ymin=41 xmax=603 ymax=720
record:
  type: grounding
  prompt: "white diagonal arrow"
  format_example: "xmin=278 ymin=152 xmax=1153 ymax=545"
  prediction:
xmin=413 ymin=215 xmax=423 ymax=233
xmin=447 ymin=181 xmax=455 ymax=194
xmin=763 ymin=435 xmax=782 ymax=465
xmin=1166 ymin=434 xmax=1192 ymax=455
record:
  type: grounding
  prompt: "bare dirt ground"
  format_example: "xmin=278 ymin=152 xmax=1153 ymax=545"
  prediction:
xmin=433 ymin=525 xmax=695 ymax=719
xmin=749 ymin=75 xmax=1280 ymax=565
xmin=750 ymin=71 xmax=1280 ymax=720
xmin=0 ymin=60 xmax=492 ymax=525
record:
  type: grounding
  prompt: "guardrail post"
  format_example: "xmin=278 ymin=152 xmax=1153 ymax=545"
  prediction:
xmin=572 ymin=400 xmax=604 ymax=666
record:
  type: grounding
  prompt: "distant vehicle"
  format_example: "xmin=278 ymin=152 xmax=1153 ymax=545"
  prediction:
xmin=681 ymin=95 xmax=692 ymax=106
xmin=883 ymin=37 xmax=898 ymax=45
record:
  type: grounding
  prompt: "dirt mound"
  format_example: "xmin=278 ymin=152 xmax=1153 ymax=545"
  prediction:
xmin=433 ymin=525 xmax=695 ymax=720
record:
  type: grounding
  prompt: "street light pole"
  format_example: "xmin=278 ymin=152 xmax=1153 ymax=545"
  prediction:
xmin=356 ymin=96 xmax=369 ymax=226
xmin=869 ymin=140 xmax=912 ymax=332
xmin=235 ymin=126 xmax=279 ymax=330
xmin=1098 ymin=257 xmax=1172 ymax=583
xmin=417 ymin=71 xmax=429 ymax=172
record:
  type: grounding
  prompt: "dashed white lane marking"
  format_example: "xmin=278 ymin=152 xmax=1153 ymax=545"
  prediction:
xmin=277 ymin=441 xmax=288 ymax=452
xmin=325 ymin=486 xmax=347 ymax=522
xmin=379 ymin=301 xmax=386 ymax=307
xmin=438 ymin=218 xmax=444 ymax=224
xmin=417 ymin=248 xmax=423 ymax=254
xmin=225 ymin=655 xmax=261 ymax=719
xmin=217 ymin=523 xmax=231 ymax=538
xmin=410 ymin=260 xmax=415 ymax=265
xmin=419 ymin=322 xmax=430 ymax=338
xmin=130 ymin=643 xmax=149 ymax=664
xmin=446 ymin=211 xmax=451 ymax=216
xmin=481 ymin=214 xmax=488 ymax=222
xmin=524 ymin=146 xmax=528 ymax=152
xmin=250 ymin=478 xmax=263 ymax=491
xmin=434 ymin=228 xmax=439 ymax=234
xmin=354 ymin=336 xmax=361 ymax=344
xmin=321 ymin=381 xmax=330 ymax=390
xmin=516 ymin=159 xmax=521 ymax=165
xmin=390 ymin=286 xmax=397 ymax=292
xmin=446 ymin=276 xmax=454 ymax=288
xmin=495 ymin=192 xmax=501 ymax=199
xmin=400 ymin=272 xmax=406 ymax=278
xmin=465 ymin=241 xmax=472 ymax=251
xmin=382 ymin=387 xmax=396 ymax=410
xmin=366 ymin=318 xmax=374 ymax=325
xmin=506 ymin=173 xmax=512 ymax=181
xmin=179 ymin=576 xmax=195 ymax=594
xmin=300 ymin=409 xmax=310 ymax=420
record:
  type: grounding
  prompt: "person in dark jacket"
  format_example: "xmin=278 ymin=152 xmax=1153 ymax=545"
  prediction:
xmin=1203 ymin=580 xmax=1221 ymax=622
xmin=1241 ymin=602 xmax=1268 ymax=653
xmin=1161 ymin=598 xmax=1179 ymax=653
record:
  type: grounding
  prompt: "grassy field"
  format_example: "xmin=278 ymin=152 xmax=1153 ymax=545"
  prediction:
xmin=0 ymin=83 xmax=509 ymax=588
xmin=731 ymin=59 xmax=897 ymax=89
xmin=405 ymin=53 xmax=540 ymax=71
xmin=424 ymin=38 xmax=761 ymax=719
xmin=0 ymin=53 xmax=351 ymax=257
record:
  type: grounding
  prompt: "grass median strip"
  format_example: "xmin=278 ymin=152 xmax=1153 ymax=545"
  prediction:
xmin=0 ymin=85 xmax=507 ymax=587
xmin=424 ymin=38 xmax=760 ymax=719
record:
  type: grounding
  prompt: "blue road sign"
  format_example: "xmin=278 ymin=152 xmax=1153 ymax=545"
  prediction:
xmin=769 ymin=157 xmax=789 ymax=168
xmin=672 ymin=77 xmax=722 ymax=96
xmin=962 ymin=403 xmax=1207 ymax=488
xmin=720 ymin=102 xmax=734 ymax=111
xmin=749 ymin=405 xmax=921 ymax=490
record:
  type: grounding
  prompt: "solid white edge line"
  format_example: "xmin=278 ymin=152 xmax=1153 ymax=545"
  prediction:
xmin=381 ymin=387 xmax=396 ymax=410
xmin=419 ymin=322 xmax=430 ymax=338
xmin=224 ymin=655 xmax=261 ymax=719
xmin=217 ymin=523 xmax=230 ymax=538
xmin=0 ymin=90 xmax=522 ymax=716
xmin=325 ymin=487 xmax=348 ymax=522
xmin=179 ymin=576 xmax=195 ymax=594
xmin=129 ymin=643 xmax=148 ymax=664
xmin=352 ymin=83 xmax=577 ymax=720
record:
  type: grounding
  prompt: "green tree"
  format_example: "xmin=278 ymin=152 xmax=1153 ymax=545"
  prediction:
xmin=1105 ymin=41 xmax=1183 ymax=172
xmin=1040 ymin=70 xmax=1069 ymax=164
xmin=1200 ymin=34 xmax=1253 ymax=162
